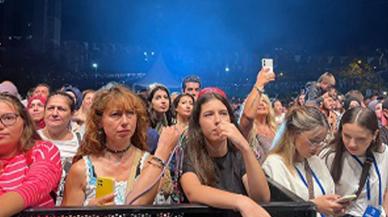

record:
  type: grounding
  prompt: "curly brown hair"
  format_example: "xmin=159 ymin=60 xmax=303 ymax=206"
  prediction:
xmin=73 ymin=85 xmax=149 ymax=162
xmin=0 ymin=93 xmax=41 ymax=152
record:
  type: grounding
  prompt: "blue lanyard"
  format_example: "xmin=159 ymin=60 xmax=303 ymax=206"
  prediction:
xmin=295 ymin=166 xmax=327 ymax=195
xmin=351 ymin=155 xmax=382 ymax=206
xmin=295 ymin=165 xmax=327 ymax=217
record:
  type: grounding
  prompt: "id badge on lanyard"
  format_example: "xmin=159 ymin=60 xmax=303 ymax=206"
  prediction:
xmin=352 ymin=155 xmax=383 ymax=216
xmin=362 ymin=205 xmax=382 ymax=217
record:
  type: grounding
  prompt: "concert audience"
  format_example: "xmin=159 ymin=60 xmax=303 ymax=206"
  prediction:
xmin=263 ymin=106 xmax=348 ymax=217
xmin=62 ymin=85 xmax=180 ymax=206
xmin=0 ymin=93 xmax=62 ymax=216
xmin=320 ymin=107 xmax=388 ymax=216
xmin=180 ymin=90 xmax=271 ymax=217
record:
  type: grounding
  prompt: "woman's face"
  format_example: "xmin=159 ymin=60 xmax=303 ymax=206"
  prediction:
xmin=82 ymin=92 xmax=95 ymax=110
xmin=151 ymin=89 xmax=169 ymax=113
xmin=175 ymin=95 xmax=194 ymax=119
xmin=298 ymin=95 xmax=305 ymax=105
xmin=342 ymin=123 xmax=376 ymax=156
xmin=256 ymin=98 xmax=269 ymax=116
xmin=295 ymin=126 xmax=328 ymax=159
xmin=44 ymin=95 xmax=73 ymax=130
xmin=199 ymin=99 xmax=231 ymax=145
xmin=273 ymin=101 xmax=283 ymax=115
xmin=375 ymin=103 xmax=382 ymax=119
xmin=0 ymin=101 xmax=23 ymax=157
xmin=349 ymin=100 xmax=360 ymax=109
xmin=101 ymin=105 xmax=137 ymax=147
xmin=28 ymin=99 xmax=45 ymax=121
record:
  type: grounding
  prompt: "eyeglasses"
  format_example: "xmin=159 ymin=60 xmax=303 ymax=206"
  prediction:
xmin=0 ymin=113 xmax=19 ymax=127
xmin=300 ymin=133 xmax=329 ymax=148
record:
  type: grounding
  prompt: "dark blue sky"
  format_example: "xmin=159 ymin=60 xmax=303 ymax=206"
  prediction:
xmin=61 ymin=0 xmax=388 ymax=54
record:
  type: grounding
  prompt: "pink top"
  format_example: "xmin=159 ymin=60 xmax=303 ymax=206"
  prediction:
xmin=0 ymin=140 xmax=62 ymax=208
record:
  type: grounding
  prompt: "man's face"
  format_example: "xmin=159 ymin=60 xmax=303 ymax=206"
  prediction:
xmin=322 ymin=95 xmax=335 ymax=111
xmin=184 ymin=82 xmax=200 ymax=100
xmin=33 ymin=85 xmax=49 ymax=98
xmin=320 ymin=81 xmax=332 ymax=91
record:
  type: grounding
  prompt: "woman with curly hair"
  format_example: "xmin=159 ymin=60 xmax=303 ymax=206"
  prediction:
xmin=62 ymin=85 xmax=179 ymax=206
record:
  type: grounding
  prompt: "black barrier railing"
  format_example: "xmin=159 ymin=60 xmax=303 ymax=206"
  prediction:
xmin=17 ymin=202 xmax=316 ymax=217
xmin=267 ymin=176 xmax=306 ymax=202
xmin=16 ymin=178 xmax=317 ymax=217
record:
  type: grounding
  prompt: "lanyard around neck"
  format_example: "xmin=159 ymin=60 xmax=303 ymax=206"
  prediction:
xmin=351 ymin=155 xmax=382 ymax=206
xmin=295 ymin=164 xmax=327 ymax=196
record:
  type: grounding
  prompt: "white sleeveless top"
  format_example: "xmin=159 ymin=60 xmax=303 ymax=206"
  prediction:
xmin=82 ymin=152 xmax=150 ymax=206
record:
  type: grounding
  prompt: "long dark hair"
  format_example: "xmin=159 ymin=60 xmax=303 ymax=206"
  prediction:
xmin=147 ymin=85 xmax=173 ymax=128
xmin=173 ymin=93 xmax=195 ymax=118
xmin=330 ymin=107 xmax=381 ymax=183
xmin=186 ymin=92 xmax=239 ymax=186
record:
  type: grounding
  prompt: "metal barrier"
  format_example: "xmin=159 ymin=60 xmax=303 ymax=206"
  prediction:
xmin=17 ymin=202 xmax=315 ymax=217
xmin=17 ymin=178 xmax=316 ymax=217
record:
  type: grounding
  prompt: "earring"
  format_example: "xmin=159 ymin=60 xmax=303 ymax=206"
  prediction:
xmin=98 ymin=128 xmax=104 ymax=136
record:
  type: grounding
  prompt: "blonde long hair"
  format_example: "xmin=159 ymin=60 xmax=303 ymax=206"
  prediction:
xmin=248 ymin=94 xmax=277 ymax=144
xmin=270 ymin=106 xmax=329 ymax=173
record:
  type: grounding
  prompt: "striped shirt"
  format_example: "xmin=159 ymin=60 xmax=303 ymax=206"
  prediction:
xmin=0 ymin=141 xmax=62 ymax=208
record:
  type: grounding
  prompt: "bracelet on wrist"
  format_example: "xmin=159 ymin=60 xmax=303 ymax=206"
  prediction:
xmin=254 ymin=86 xmax=264 ymax=94
xmin=147 ymin=159 xmax=164 ymax=169
xmin=151 ymin=155 xmax=166 ymax=168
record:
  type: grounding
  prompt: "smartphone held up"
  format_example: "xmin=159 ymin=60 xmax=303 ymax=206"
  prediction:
xmin=261 ymin=58 xmax=275 ymax=81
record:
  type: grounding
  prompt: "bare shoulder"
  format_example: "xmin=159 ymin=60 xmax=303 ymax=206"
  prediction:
xmin=67 ymin=159 xmax=87 ymax=186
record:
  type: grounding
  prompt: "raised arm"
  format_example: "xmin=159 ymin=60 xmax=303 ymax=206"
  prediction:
xmin=126 ymin=126 xmax=180 ymax=205
xmin=239 ymin=68 xmax=275 ymax=138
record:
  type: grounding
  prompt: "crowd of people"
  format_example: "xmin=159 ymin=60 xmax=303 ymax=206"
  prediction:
xmin=0 ymin=67 xmax=387 ymax=217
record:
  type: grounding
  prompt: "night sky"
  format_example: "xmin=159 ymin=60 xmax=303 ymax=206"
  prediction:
xmin=61 ymin=0 xmax=388 ymax=54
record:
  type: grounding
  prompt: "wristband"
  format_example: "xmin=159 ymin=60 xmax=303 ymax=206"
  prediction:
xmin=151 ymin=156 xmax=166 ymax=168
xmin=147 ymin=159 xmax=164 ymax=169
xmin=254 ymin=86 xmax=264 ymax=94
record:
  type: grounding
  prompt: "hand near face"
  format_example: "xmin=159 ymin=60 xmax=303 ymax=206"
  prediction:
xmin=217 ymin=121 xmax=250 ymax=152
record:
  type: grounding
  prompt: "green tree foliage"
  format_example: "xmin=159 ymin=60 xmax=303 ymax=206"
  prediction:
xmin=338 ymin=59 xmax=383 ymax=93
